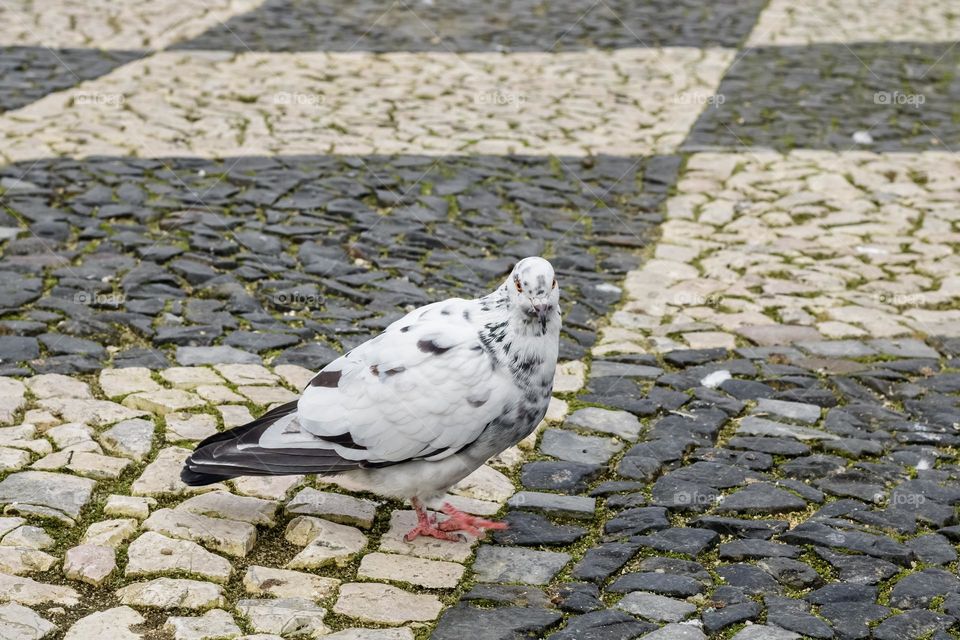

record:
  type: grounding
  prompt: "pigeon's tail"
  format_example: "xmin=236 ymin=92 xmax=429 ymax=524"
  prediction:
xmin=180 ymin=400 xmax=359 ymax=486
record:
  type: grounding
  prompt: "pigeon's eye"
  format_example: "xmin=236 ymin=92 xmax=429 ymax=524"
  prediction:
xmin=552 ymin=278 xmax=557 ymax=289
xmin=514 ymin=278 xmax=523 ymax=293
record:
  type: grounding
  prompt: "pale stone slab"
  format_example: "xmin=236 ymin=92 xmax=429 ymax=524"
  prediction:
xmin=160 ymin=367 xmax=224 ymax=389
xmin=230 ymin=475 xmax=303 ymax=501
xmin=357 ymin=552 xmax=464 ymax=589
xmin=274 ymin=364 xmax=313 ymax=392
xmin=165 ymin=413 xmax=219 ymax=442
xmin=0 ymin=448 xmax=30 ymax=473
xmin=63 ymin=606 xmax=144 ymax=640
xmin=243 ymin=565 xmax=340 ymax=600
xmin=214 ymin=364 xmax=278 ymax=386
xmin=99 ymin=368 xmax=161 ymax=398
xmin=143 ymin=509 xmax=257 ymax=557
xmin=553 ymin=361 xmax=586 ymax=393
xmin=0 ymin=574 xmax=79 ymax=606
xmin=81 ymin=519 xmax=138 ymax=548
xmin=176 ymin=491 xmax=278 ymax=526
xmin=125 ymin=531 xmax=233 ymax=583
xmin=334 ymin=583 xmax=443 ymax=624
xmin=63 ymin=544 xmax=115 ymax=586
xmin=236 ymin=598 xmax=328 ymax=637
xmin=38 ymin=398 xmax=146 ymax=427
xmin=237 ymin=386 xmax=298 ymax=405
xmin=0 ymin=602 xmax=56 ymax=640
xmin=25 ymin=375 xmax=91 ymax=399
xmin=284 ymin=517 xmax=367 ymax=569
xmin=0 ymin=547 xmax=56 ymax=574
xmin=104 ymin=495 xmax=155 ymax=520
xmin=1 ymin=526 xmax=53 ymax=549
xmin=286 ymin=489 xmax=379 ymax=528
xmin=0 ymin=471 xmax=96 ymax=524
xmin=116 ymin=578 xmax=226 ymax=610
xmin=164 ymin=609 xmax=241 ymax=640
xmin=99 ymin=418 xmax=155 ymax=461
xmin=132 ymin=447 xmax=225 ymax=497
xmin=217 ymin=405 xmax=253 ymax=428
xmin=123 ymin=389 xmax=205 ymax=415
xmin=450 ymin=465 xmax=515 ymax=503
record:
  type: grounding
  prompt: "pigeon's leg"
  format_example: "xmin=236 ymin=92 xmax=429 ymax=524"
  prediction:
xmin=437 ymin=502 xmax=508 ymax=536
xmin=404 ymin=497 xmax=464 ymax=542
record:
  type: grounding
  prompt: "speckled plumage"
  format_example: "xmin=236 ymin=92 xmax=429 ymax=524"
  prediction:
xmin=182 ymin=257 xmax=561 ymax=505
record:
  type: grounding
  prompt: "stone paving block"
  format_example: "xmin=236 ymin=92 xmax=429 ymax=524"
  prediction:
xmin=143 ymin=508 xmax=257 ymax=557
xmin=62 ymin=606 xmax=145 ymax=640
xmin=81 ymin=518 xmax=138 ymax=547
xmin=0 ymin=546 xmax=56 ymax=574
xmin=132 ymin=447 xmax=225 ymax=497
xmin=565 ymin=407 xmax=642 ymax=440
xmin=175 ymin=491 xmax=278 ymax=526
xmin=123 ymin=389 xmax=205 ymax=415
xmin=236 ymin=597 xmax=328 ymax=636
xmin=286 ymin=488 xmax=379 ymax=528
xmin=99 ymin=367 xmax=161 ymax=398
xmin=0 ymin=602 xmax=56 ymax=639
xmin=99 ymin=418 xmax=155 ymax=461
xmin=333 ymin=583 xmax=443 ymax=624
xmin=0 ymin=471 xmax=96 ymax=525
xmin=125 ymin=531 xmax=233 ymax=583
xmin=165 ymin=413 xmax=219 ymax=442
xmin=63 ymin=544 xmax=115 ymax=586
xmin=163 ymin=609 xmax=241 ymax=640
xmin=116 ymin=578 xmax=226 ymax=610
xmin=358 ymin=552 xmax=465 ymax=589
xmin=243 ymin=565 xmax=340 ymax=600
xmin=0 ymin=573 xmax=79 ymax=606
xmin=472 ymin=545 xmax=570 ymax=585
xmin=284 ymin=516 xmax=367 ymax=569
xmin=38 ymin=398 xmax=146 ymax=427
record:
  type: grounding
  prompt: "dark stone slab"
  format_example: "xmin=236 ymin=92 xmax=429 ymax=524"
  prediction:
xmin=175 ymin=0 xmax=768 ymax=52
xmin=685 ymin=43 xmax=960 ymax=152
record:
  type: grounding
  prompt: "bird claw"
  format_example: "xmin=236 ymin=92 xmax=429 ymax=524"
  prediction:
xmin=437 ymin=502 xmax=509 ymax=537
xmin=403 ymin=522 xmax=466 ymax=542
xmin=402 ymin=502 xmax=507 ymax=542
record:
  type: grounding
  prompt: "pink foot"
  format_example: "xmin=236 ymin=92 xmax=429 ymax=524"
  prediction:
xmin=403 ymin=518 xmax=464 ymax=542
xmin=437 ymin=502 xmax=508 ymax=537
xmin=403 ymin=498 xmax=508 ymax=542
xmin=404 ymin=497 xmax=467 ymax=542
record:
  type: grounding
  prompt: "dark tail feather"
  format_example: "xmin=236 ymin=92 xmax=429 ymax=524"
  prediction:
xmin=180 ymin=400 xmax=358 ymax=486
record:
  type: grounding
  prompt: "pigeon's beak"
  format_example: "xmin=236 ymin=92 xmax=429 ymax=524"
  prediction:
xmin=532 ymin=302 xmax=550 ymax=332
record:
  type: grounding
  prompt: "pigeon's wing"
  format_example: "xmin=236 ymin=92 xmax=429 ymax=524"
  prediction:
xmin=266 ymin=301 xmax=514 ymax=466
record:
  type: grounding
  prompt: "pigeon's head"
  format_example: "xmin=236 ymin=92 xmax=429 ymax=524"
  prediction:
xmin=507 ymin=257 xmax=560 ymax=333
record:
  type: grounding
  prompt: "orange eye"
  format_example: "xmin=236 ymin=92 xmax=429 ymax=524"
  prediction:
xmin=514 ymin=277 xmax=523 ymax=293
xmin=552 ymin=278 xmax=557 ymax=289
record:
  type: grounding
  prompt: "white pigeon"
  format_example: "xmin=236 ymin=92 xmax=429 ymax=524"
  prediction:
xmin=182 ymin=256 xmax=561 ymax=541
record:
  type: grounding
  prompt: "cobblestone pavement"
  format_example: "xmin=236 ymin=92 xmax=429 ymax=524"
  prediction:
xmin=1 ymin=1 xmax=960 ymax=639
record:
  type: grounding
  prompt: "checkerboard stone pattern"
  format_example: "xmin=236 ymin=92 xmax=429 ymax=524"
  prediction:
xmin=1 ymin=0 xmax=960 ymax=638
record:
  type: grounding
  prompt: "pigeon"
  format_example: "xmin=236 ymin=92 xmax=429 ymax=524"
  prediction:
xmin=182 ymin=256 xmax=561 ymax=541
